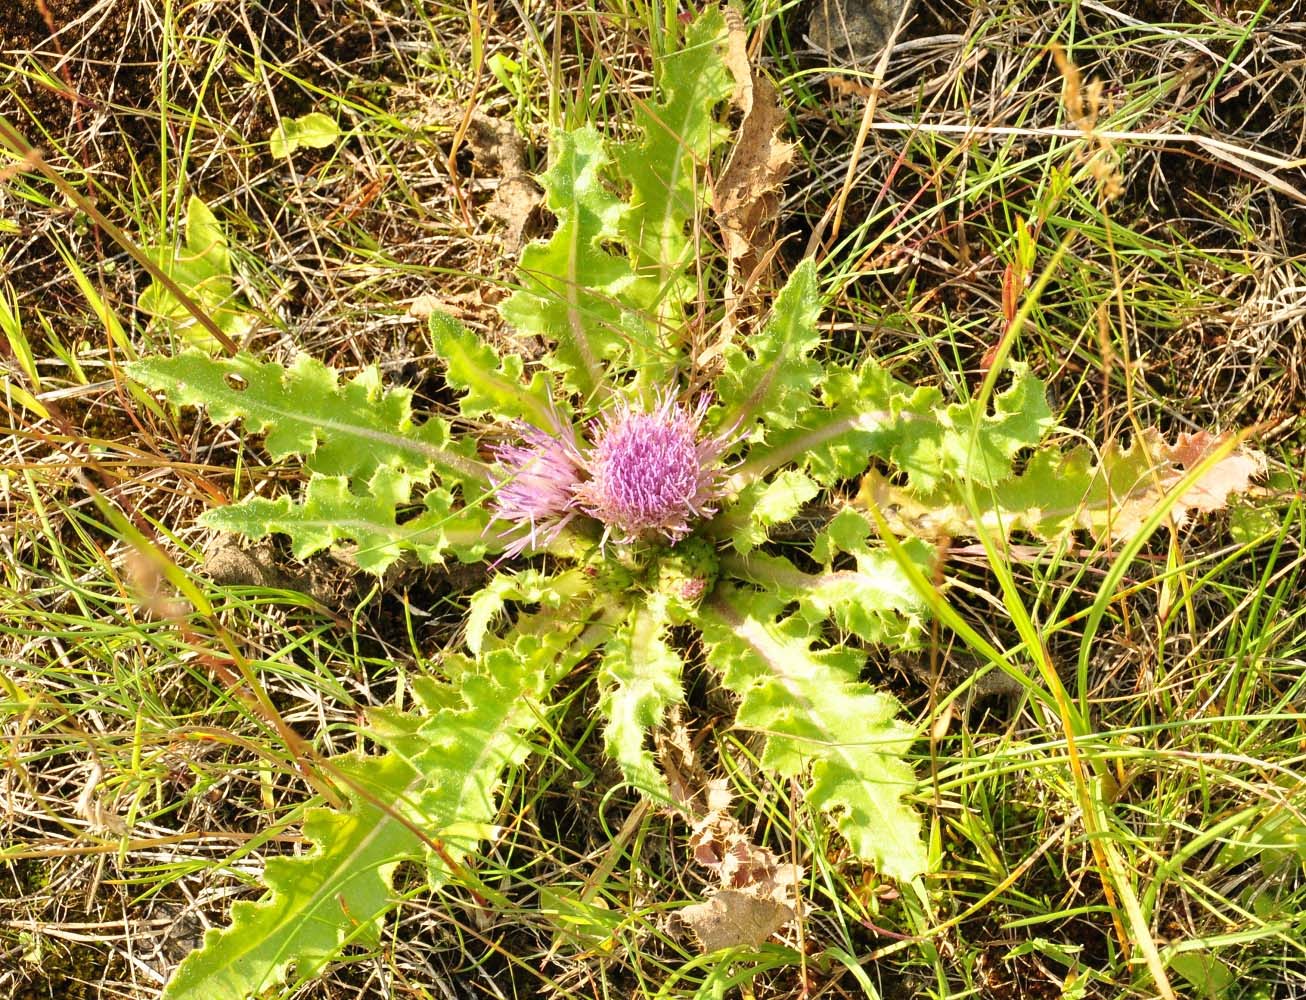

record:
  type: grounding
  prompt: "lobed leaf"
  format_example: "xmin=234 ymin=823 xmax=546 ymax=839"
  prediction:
xmin=500 ymin=127 xmax=640 ymax=399
xmin=202 ymin=473 xmax=491 ymax=573
xmin=599 ymin=596 xmax=684 ymax=796
xmin=428 ymin=310 xmax=555 ymax=428
xmin=890 ymin=362 xmax=1054 ymax=492
xmin=162 ymin=751 xmax=426 ymax=1000
xmin=464 ymin=568 xmax=577 ymax=656
xmin=725 ymin=361 xmax=921 ymax=491
xmin=615 ymin=6 xmax=732 ymax=319
xmin=162 ymin=646 xmax=552 ymax=1000
xmin=861 ymin=427 xmax=1267 ymax=545
xmin=129 ymin=351 xmax=482 ymax=489
xmin=130 ymin=351 xmax=493 ymax=572
xmin=716 ymin=259 xmax=823 ymax=437
xmin=722 ymin=508 xmax=930 ymax=649
xmin=696 ymin=586 xmax=926 ymax=881
xmin=721 ymin=468 xmax=820 ymax=555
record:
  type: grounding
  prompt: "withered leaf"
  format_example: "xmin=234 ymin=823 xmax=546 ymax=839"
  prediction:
xmin=422 ymin=104 xmax=542 ymax=253
xmin=713 ymin=8 xmax=795 ymax=284
xmin=680 ymin=888 xmax=795 ymax=952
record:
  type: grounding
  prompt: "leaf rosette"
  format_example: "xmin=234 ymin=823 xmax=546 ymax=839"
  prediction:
xmin=126 ymin=8 xmax=1264 ymax=997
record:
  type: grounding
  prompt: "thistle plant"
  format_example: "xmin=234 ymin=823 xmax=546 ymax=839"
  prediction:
xmin=126 ymin=9 xmax=1265 ymax=998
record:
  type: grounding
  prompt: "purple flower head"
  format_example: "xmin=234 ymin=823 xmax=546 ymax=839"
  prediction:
xmin=489 ymin=422 xmax=583 ymax=556
xmin=573 ymin=392 xmax=725 ymax=544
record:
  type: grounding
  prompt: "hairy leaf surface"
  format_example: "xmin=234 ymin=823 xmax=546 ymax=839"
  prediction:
xmin=162 ymin=647 xmax=551 ymax=1000
xmin=599 ymin=596 xmax=683 ymax=796
xmin=697 ymin=586 xmax=925 ymax=881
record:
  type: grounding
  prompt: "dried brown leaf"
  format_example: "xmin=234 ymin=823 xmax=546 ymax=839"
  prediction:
xmin=711 ymin=8 xmax=795 ymax=319
xmin=422 ymin=105 xmax=542 ymax=252
xmin=680 ymin=888 xmax=795 ymax=952
xmin=678 ymin=764 xmax=805 ymax=952
xmin=485 ymin=174 xmax=543 ymax=253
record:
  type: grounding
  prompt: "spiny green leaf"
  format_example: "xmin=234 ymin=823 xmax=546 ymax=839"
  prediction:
xmin=162 ymin=751 xmax=426 ymax=1000
xmin=697 ymin=586 xmax=925 ymax=881
xmin=128 ymin=352 xmax=484 ymax=489
xmin=500 ymin=127 xmax=639 ymax=399
xmin=161 ymin=647 xmax=550 ymax=1000
xmin=428 ymin=311 xmax=555 ymax=428
xmin=717 ymin=259 xmax=823 ymax=436
xmin=465 ymin=568 xmax=576 ymax=656
xmin=890 ymin=362 xmax=1053 ymax=492
xmin=723 ymin=514 xmax=930 ymax=649
xmin=861 ymin=427 xmax=1266 ymax=546
xmin=722 ymin=469 xmax=820 ymax=555
xmin=725 ymin=361 xmax=916 ymax=490
xmin=129 ymin=351 xmax=491 ymax=573
xmin=599 ymin=596 xmax=683 ymax=796
xmin=615 ymin=7 xmax=731 ymax=318
xmin=940 ymin=361 xmax=1052 ymax=485
xmin=809 ymin=508 xmax=932 ymax=645
xmin=201 ymin=473 xmax=490 ymax=572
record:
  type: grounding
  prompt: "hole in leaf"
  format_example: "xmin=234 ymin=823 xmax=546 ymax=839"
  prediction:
xmin=395 ymin=504 xmax=426 ymax=527
xmin=1008 ymin=445 xmax=1037 ymax=476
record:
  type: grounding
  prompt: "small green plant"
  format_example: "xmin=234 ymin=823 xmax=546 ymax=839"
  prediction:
xmin=138 ymin=194 xmax=255 ymax=351
xmin=126 ymin=10 xmax=1266 ymax=999
xmin=267 ymin=111 xmax=339 ymax=159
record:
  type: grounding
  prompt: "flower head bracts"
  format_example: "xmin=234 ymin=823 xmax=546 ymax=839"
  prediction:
xmin=488 ymin=422 xmax=583 ymax=557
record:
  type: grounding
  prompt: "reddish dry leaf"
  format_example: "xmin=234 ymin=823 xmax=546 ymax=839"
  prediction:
xmin=1167 ymin=431 xmax=1268 ymax=517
